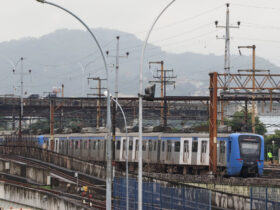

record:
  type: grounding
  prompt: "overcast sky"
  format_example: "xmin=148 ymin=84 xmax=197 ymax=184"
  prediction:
xmin=1 ymin=0 xmax=280 ymax=66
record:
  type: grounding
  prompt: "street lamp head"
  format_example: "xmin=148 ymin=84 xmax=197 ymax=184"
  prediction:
xmin=106 ymin=50 xmax=109 ymax=56
xmin=36 ymin=0 xmax=45 ymax=3
xmin=103 ymin=90 xmax=112 ymax=98
xmin=215 ymin=20 xmax=218 ymax=26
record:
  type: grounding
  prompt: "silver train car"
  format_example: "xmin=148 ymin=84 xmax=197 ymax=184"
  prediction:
xmin=41 ymin=132 xmax=228 ymax=174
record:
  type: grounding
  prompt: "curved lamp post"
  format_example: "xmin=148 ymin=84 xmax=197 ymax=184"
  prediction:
xmin=35 ymin=1 xmax=112 ymax=209
xmin=138 ymin=1 xmax=176 ymax=209
xmin=105 ymin=91 xmax=129 ymax=210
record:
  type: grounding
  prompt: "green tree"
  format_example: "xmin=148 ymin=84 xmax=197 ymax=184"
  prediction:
xmin=225 ymin=111 xmax=267 ymax=135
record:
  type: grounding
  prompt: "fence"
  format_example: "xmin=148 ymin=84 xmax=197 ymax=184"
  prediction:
xmin=113 ymin=177 xmax=211 ymax=210
xmin=251 ymin=187 xmax=280 ymax=210
xmin=113 ymin=177 xmax=280 ymax=210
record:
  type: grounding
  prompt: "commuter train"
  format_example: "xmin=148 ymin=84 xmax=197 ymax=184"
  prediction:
xmin=38 ymin=132 xmax=264 ymax=177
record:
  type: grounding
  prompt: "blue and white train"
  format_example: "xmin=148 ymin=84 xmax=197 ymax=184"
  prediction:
xmin=38 ymin=132 xmax=264 ymax=177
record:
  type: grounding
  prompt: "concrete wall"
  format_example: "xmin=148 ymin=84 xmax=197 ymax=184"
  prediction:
xmin=0 ymin=146 xmax=109 ymax=180
xmin=0 ymin=158 xmax=49 ymax=185
xmin=0 ymin=181 xmax=89 ymax=210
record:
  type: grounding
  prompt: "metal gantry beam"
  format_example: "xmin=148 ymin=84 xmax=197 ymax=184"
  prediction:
xmin=209 ymin=72 xmax=280 ymax=174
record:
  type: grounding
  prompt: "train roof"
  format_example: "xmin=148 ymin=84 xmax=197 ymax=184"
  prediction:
xmin=40 ymin=132 xmax=231 ymax=138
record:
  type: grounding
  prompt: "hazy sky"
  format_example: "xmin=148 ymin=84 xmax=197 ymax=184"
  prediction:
xmin=1 ymin=0 xmax=280 ymax=66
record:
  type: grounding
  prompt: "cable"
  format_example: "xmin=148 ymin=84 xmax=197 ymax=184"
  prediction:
xmin=233 ymin=3 xmax=280 ymax=11
xmin=124 ymin=4 xmax=224 ymax=37
xmin=25 ymin=38 xmax=115 ymax=68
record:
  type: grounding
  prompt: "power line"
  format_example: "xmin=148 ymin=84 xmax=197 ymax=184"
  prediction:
xmin=24 ymin=38 xmax=115 ymax=68
xmin=233 ymin=3 xmax=280 ymax=11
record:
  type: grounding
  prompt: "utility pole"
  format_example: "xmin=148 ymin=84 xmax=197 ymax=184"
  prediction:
xmin=13 ymin=57 xmax=31 ymax=140
xmin=50 ymin=99 xmax=55 ymax=151
xmin=106 ymin=36 xmax=129 ymax=175
xmin=215 ymin=3 xmax=240 ymax=125
xmin=87 ymin=77 xmax=106 ymax=128
xmin=149 ymin=62 xmax=176 ymax=128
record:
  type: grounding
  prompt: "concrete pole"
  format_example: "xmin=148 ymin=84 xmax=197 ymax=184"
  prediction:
xmin=225 ymin=3 xmax=230 ymax=87
xmin=50 ymin=99 xmax=54 ymax=151
xmin=252 ymin=45 xmax=256 ymax=133
xmin=115 ymin=36 xmax=120 ymax=103
xmin=161 ymin=61 xmax=164 ymax=126
xmin=138 ymin=1 xmax=176 ymax=209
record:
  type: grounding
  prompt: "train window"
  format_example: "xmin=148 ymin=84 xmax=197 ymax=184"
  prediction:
xmin=88 ymin=140 xmax=91 ymax=149
xmin=84 ymin=141 xmax=87 ymax=149
xmin=142 ymin=141 xmax=146 ymax=151
xmin=149 ymin=140 xmax=153 ymax=151
xmin=154 ymin=141 xmax=157 ymax=151
xmin=201 ymin=141 xmax=207 ymax=153
xmin=59 ymin=141 xmax=62 ymax=150
xmin=93 ymin=141 xmax=96 ymax=150
xmin=192 ymin=141 xmax=198 ymax=152
xmin=116 ymin=141 xmax=121 ymax=150
xmin=162 ymin=141 xmax=165 ymax=152
xmin=129 ymin=140 xmax=133 ymax=151
xmin=75 ymin=141 xmax=78 ymax=149
xmin=174 ymin=142 xmax=180 ymax=152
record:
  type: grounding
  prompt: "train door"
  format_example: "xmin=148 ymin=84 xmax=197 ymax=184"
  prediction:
xmin=97 ymin=140 xmax=101 ymax=161
xmin=129 ymin=138 xmax=133 ymax=161
xmin=166 ymin=141 xmax=172 ymax=162
xmin=103 ymin=140 xmax=106 ymax=161
xmin=148 ymin=140 xmax=153 ymax=162
xmin=200 ymin=140 xmax=208 ymax=165
xmin=122 ymin=139 xmax=127 ymax=160
xmin=116 ymin=139 xmax=121 ymax=161
xmin=65 ymin=138 xmax=69 ymax=155
xmin=191 ymin=140 xmax=198 ymax=165
xmin=55 ymin=138 xmax=59 ymax=153
xmin=135 ymin=139 xmax=139 ymax=161
xmin=183 ymin=140 xmax=189 ymax=163
xmin=219 ymin=141 xmax=226 ymax=165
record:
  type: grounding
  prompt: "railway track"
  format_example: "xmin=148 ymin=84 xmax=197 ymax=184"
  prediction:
xmin=0 ymin=178 xmax=105 ymax=209
xmin=0 ymin=155 xmax=106 ymax=209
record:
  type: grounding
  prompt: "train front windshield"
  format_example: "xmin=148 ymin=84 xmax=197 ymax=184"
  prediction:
xmin=238 ymin=135 xmax=261 ymax=160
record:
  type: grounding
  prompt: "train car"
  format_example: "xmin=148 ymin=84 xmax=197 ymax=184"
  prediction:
xmin=39 ymin=132 xmax=264 ymax=177
xmin=226 ymin=133 xmax=264 ymax=177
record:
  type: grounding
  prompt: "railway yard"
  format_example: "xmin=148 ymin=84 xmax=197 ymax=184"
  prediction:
xmin=0 ymin=142 xmax=280 ymax=209
xmin=2 ymin=1 xmax=280 ymax=209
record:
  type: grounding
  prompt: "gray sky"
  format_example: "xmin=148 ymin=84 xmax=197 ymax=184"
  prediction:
xmin=1 ymin=0 xmax=280 ymax=66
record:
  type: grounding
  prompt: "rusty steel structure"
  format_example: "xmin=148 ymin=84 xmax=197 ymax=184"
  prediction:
xmin=209 ymin=72 xmax=218 ymax=173
xmin=209 ymin=72 xmax=280 ymax=173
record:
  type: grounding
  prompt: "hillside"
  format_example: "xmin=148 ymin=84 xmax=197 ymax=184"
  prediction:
xmin=0 ymin=28 xmax=278 ymax=97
